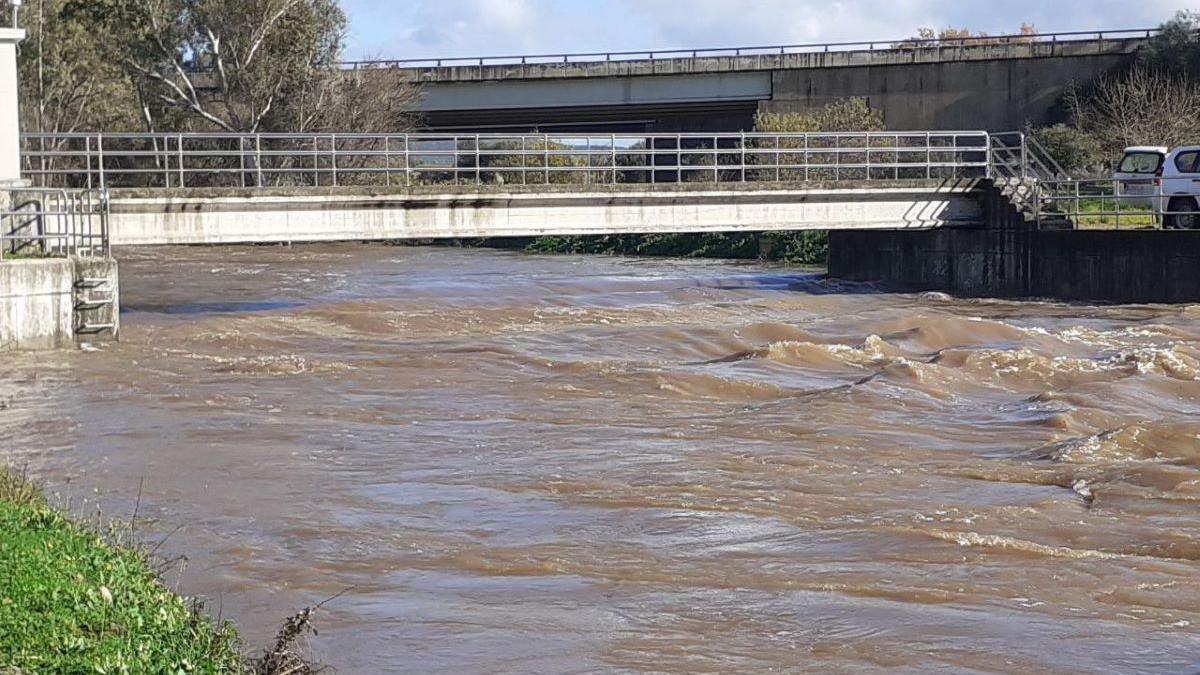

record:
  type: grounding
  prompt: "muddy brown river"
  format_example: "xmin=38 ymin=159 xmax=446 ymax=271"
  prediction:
xmin=4 ymin=244 xmax=1200 ymax=673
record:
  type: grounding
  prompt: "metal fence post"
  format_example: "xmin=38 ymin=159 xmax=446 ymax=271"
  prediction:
xmin=161 ymin=136 xmax=170 ymax=188
xmin=1034 ymin=182 xmax=1042 ymax=225
xmin=740 ymin=132 xmax=746 ymax=183
xmin=926 ymin=132 xmax=932 ymax=180
xmin=403 ymin=135 xmax=411 ymax=186
xmin=1020 ymin=133 xmax=1029 ymax=180
xmin=804 ymin=134 xmax=809 ymax=183
xmin=177 ymin=134 xmax=185 ymax=188
xmin=85 ymin=135 xmax=93 ymax=191
xmin=97 ymin=135 xmax=106 ymax=191
xmin=331 ymin=134 xmax=339 ymax=187
xmin=255 ymin=134 xmax=264 ymax=187
xmin=312 ymin=136 xmax=320 ymax=186
xmin=1114 ymin=179 xmax=1122 ymax=230
xmin=985 ymin=134 xmax=993 ymax=180
xmin=385 ymin=136 xmax=392 ymax=187
xmin=775 ymin=135 xmax=780 ymax=183
xmin=865 ymin=131 xmax=872 ymax=181
xmin=453 ymin=136 xmax=460 ymax=184
xmin=611 ymin=133 xmax=617 ymax=185
xmin=893 ymin=133 xmax=899 ymax=181
xmin=676 ymin=135 xmax=682 ymax=184
xmin=475 ymin=134 xmax=481 ymax=185
xmin=712 ymin=135 xmax=718 ymax=184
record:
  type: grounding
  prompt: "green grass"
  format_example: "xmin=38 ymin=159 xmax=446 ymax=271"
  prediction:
xmin=1068 ymin=197 xmax=1159 ymax=228
xmin=0 ymin=468 xmax=246 ymax=674
xmin=0 ymin=250 xmax=61 ymax=261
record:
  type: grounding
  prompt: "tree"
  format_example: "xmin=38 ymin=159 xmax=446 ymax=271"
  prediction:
xmin=1066 ymin=69 xmax=1200 ymax=158
xmin=2 ymin=0 xmax=137 ymax=134
xmin=1139 ymin=10 xmax=1200 ymax=78
xmin=95 ymin=0 xmax=349 ymax=133
xmin=1029 ymin=12 xmax=1200 ymax=176
xmin=1 ymin=0 xmax=139 ymax=185
xmin=285 ymin=62 xmax=420 ymax=133
xmin=897 ymin=23 xmax=1038 ymax=48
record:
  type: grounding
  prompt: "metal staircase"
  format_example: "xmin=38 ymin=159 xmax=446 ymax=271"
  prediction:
xmin=988 ymin=133 xmax=1074 ymax=228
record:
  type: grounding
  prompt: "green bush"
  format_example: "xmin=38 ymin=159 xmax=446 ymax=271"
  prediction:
xmin=522 ymin=231 xmax=828 ymax=265
xmin=753 ymin=98 xmax=885 ymax=133
xmin=1027 ymin=123 xmax=1108 ymax=177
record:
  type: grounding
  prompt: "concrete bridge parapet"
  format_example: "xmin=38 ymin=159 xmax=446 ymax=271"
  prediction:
xmin=405 ymin=37 xmax=1147 ymax=84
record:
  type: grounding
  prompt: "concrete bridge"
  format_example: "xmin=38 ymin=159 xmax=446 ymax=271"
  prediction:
xmin=348 ymin=29 xmax=1155 ymax=132
xmin=21 ymin=130 xmax=1030 ymax=245
xmin=21 ymin=127 xmax=1200 ymax=306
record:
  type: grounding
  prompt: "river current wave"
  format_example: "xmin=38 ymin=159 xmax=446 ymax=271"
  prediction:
xmin=3 ymin=244 xmax=1200 ymax=673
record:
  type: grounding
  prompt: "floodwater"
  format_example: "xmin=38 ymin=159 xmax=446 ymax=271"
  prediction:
xmin=4 ymin=244 xmax=1200 ymax=674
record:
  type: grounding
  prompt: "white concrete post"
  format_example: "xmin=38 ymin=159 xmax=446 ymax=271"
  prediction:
xmin=0 ymin=22 xmax=26 ymax=186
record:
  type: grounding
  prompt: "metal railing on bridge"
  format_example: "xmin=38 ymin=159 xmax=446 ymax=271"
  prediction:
xmin=21 ymin=131 xmax=995 ymax=190
xmin=1 ymin=188 xmax=109 ymax=262
xmin=342 ymin=28 xmax=1159 ymax=70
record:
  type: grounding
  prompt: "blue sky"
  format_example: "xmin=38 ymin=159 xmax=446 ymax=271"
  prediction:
xmin=340 ymin=0 xmax=1197 ymax=60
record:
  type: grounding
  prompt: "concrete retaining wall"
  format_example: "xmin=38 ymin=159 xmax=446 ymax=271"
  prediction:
xmin=108 ymin=183 xmax=982 ymax=246
xmin=763 ymin=49 xmax=1133 ymax=132
xmin=829 ymin=223 xmax=1200 ymax=304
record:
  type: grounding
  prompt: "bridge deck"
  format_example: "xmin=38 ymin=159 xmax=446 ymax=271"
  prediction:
xmin=106 ymin=180 xmax=986 ymax=246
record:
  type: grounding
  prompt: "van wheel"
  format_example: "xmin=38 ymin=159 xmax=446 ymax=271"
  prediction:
xmin=1167 ymin=198 xmax=1200 ymax=230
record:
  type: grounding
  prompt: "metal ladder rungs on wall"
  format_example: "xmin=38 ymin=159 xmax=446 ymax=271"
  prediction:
xmin=74 ymin=277 xmax=116 ymax=336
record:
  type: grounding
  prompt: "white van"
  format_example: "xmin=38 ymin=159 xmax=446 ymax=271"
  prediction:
xmin=1159 ymin=146 xmax=1200 ymax=229
xmin=1114 ymin=146 xmax=1167 ymax=209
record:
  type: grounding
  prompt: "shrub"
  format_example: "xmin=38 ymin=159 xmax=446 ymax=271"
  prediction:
xmin=1027 ymin=123 xmax=1108 ymax=176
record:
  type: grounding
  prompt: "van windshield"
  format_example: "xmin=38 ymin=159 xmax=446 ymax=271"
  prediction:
xmin=1118 ymin=152 xmax=1163 ymax=174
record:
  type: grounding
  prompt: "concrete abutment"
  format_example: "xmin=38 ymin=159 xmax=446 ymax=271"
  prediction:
xmin=828 ymin=182 xmax=1200 ymax=303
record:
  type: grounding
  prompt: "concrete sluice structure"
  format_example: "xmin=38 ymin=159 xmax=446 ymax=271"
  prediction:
xmin=0 ymin=256 xmax=119 ymax=351
xmin=1 ymin=186 xmax=118 ymax=351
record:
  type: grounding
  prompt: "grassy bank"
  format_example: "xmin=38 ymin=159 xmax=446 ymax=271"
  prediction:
xmin=0 ymin=467 xmax=245 ymax=673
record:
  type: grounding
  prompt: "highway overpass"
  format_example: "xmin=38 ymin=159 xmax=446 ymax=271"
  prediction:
xmin=351 ymin=29 xmax=1154 ymax=133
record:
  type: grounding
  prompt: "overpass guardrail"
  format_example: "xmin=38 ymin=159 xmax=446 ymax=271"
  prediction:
xmin=342 ymin=28 xmax=1159 ymax=70
xmin=22 ymin=131 xmax=997 ymax=190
